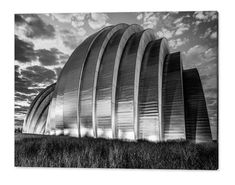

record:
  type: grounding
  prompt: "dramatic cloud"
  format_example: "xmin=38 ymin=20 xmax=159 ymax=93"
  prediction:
xmin=37 ymin=48 xmax=58 ymax=66
xmin=15 ymin=14 xmax=56 ymax=39
xmin=15 ymin=14 xmax=25 ymax=25
xmin=59 ymin=28 xmax=84 ymax=50
xmin=36 ymin=48 xmax=69 ymax=66
xmin=15 ymin=35 xmax=37 ymax=63
xmin=15 ymin=65 xmax=36 ymax=95
xmin=21 ymin=65 xmax=56 ymax=85
xmin=15 ymin=65 xmax=57 ymax=127
xmin=15 ymin=35 xmax=68 ymax=65
xmin=88 ymin=13 xmax=110 ymax=29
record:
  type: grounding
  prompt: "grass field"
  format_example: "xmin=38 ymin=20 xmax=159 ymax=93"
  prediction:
xmin=15 ymin=133 xmax=218 ymax=169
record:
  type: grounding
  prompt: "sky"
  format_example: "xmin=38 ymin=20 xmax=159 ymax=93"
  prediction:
xmin=14 ymin=11 xmax=218 ymax=139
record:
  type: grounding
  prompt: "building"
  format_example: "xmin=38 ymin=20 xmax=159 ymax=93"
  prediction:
xmin=22 ymin=24 xmax=212 ymax=142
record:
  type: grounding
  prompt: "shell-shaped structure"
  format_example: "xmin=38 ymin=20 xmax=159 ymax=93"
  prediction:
xmin=23 ymin=24 xmax=212 ymax=142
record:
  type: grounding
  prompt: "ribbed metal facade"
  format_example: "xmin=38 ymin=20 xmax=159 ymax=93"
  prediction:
xmin=183 ymin=69 xmax=212 ymax=142
xmin=22 ymin=24 xmax=212 ymax=143
xmin=23 ymin=83 xmax=55 ymax=134
xmin=162 ymin=52 xmax=186 ymax=140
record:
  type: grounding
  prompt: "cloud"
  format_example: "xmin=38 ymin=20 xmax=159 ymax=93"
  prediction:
xmin=174 ymin=23 xmax=190 ymax=36
xmin=36 ymin=48 xmax=59 ymax=66
xmin=59 ymin=28 xmax=85 ymax=50
xmin=77 ymin=27 xmax=87 ymax=36
xmin=183 ymin=45 xmax=217 ymax=69
xmin=141 ymin=12 xmax=159 ymax=29
xmin=15 ymin=14 xmax=25 ymax=25
xmin=71 ymin=13 xmax=86 ymax=28
xmin=200 ymin=27 xmax=212 ymax=39
xmin=194 ymin=11 xmax=217 ymax=21
xmin=156 ymin=28 xmax=174 ymax=39
xmin=174 ymin=20 xmax=190 ymax=36
xmin=193 ymin=11 xmax=218 ymax=26
xmin=173 ymin=16 xmax=184 ymax=24
xmin=183 ymin=44 xmax=218 ymax=138
xmin=50 ymin=13 xmax=75 ymax=23
xmin=168 ymin=38 xmax=189 ymax=49
xmin=15 ymin=14 xmax=55 ymax=39
xmin=136 ymin=13 xmax=143 ymax=20
xmin=88 ymin=13 xmax=110 ymax=29
xmin=21 ymin=65 xmax=56 ymax=85
xmin=15 ymin=65 xmax=37 ymax=95
xmin=15 ymin=35 xmax=69 ymax=65
xmin=150 ymin=13 xmax=191 ymax=39
xmin=15 ymin=35 xmax=37 ymax=63
xmin=210 ymin=31 xmax=217 ymax=39
xmin=199 ymin=27 xmax=217 ymax=40
xmin=36 ymin=48 xmax=68 ymax=66
xmin=50 ymin=13 xmax=86 ymax=27
xmin=15 ymin=64 xmax=55 ymax=101
xmin=15 ymin=64 xmax=57 ymax=126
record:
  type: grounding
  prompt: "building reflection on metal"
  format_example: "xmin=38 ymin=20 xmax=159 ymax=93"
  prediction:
xmin=23 ymin=24 xmax=212 ymax=143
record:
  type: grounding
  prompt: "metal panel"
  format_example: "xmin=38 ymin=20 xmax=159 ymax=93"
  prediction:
xmin=34 ymin=104 xmax=49 ymax=134
xmin=45 ymin=96 xmax=56 ymax=135
xmin=162 ymin=52 xmax=186 ymax=140
xmin=138 ymin=38 xmax=169 ymax=142
xmin=28 ymin=85 xmax=55 ymax=133
xmin=95 ymin=24 xmax=143 ymax=139
xmin=133 ymin=30 xmax=155 ymax=140
xmin=23 ymin=83 xmax=55 ymax=134
xmin=111 ymin=25 xmax=143 ymax=138
xmin=183 ymin=68 xmax=212 ymax=142
xmin=24 ymin=84 xmax=54 ymax=132
xmin=95 ymin=29 xmax=126 ymax=138
xmin=46 ymin=27 xmax=109 ymax=137
xmin=80 ymin=24 xmax=128 ymax=137
xmin=115 ymin=30 xmax=155 ymax=141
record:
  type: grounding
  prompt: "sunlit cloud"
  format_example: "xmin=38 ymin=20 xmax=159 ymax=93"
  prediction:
xmin=168 ymin=38 xmax=189 ymax=49
xmin=156 ymin=28 xmax=174 ymax=39
xmin=141 ymin=12 xmax=159 ymax=29
xmin=88 ymin=13 xmax=110 ymax=29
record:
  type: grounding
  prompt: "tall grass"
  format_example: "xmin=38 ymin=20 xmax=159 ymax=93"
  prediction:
xmin=15 ymin=134 xmax=218 ymax=169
